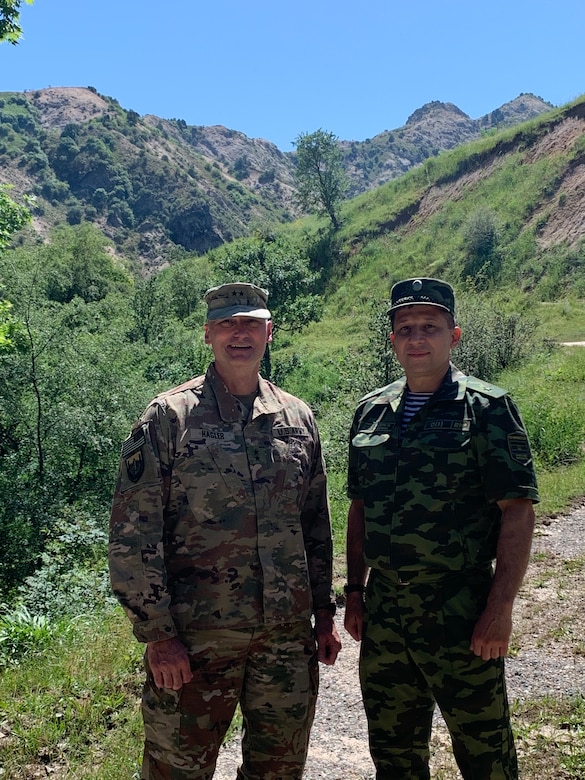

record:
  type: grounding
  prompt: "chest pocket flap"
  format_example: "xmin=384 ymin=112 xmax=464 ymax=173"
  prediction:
xmin=352 ymin=431 xmax=390 ymax=448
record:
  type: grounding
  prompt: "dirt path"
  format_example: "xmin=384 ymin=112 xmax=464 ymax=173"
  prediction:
xmin=213 ymin=507 xmax=585 ymax=779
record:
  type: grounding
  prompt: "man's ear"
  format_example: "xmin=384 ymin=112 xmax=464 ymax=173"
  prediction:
xmin=204 ymin=323 xmax=211 ymax=344
xmin=451 ymin=326 xmax=462 ymax=348
xmin=266 ymin=320 xmax=273 ymax=344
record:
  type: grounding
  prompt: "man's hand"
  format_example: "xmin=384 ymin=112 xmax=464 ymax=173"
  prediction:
xmin=146 ymin=637 xmax=194 ymax=690
xmin=345 ymin=499 xmax=366 ymax=643
xmin=314 ymin=610 xmax=342 ymax=665
xmin=471 ymin=497 xmax=535 ymax=660
xmin=470 ymin=605 xmax=513 ymax=659
xmin=344 ymin=592 xmax=364 ymax=642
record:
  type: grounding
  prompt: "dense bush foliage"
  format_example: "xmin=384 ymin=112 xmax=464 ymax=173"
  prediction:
xmin=0 ymin=223 xmax=327 ymax=603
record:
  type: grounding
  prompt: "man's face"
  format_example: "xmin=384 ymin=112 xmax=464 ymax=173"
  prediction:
xmin=205 ymin=316 xmax=272 ymax=375
xmin=390 ymin=306 xmax=461 ymax=390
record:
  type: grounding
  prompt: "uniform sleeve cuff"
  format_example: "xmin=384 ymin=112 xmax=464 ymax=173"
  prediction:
xmin=132 ymin=617 xmax=177 ymax=644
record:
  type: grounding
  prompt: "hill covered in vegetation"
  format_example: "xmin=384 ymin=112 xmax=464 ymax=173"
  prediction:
xmin=0 ymin=86 xmax=552 ymax=271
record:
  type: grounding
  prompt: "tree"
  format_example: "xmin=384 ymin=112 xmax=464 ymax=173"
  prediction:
xmin=293 ymin=129 xmax=348 ymax=230
xmin=0 ymin=185 xmax=30 ymax=250
xmin=461 ymin=207 xmax=502 ymax=286
xmin=0 ymin=186 xmax=30 ymax=352
xmin=211 ymin=233 xmax=323 ymax=378
xmin=0 ymin=241 xmax=147 ymax=595
xmin=0 ymin=0 xmax=34 ymax=44
xmin=214 ymin=233 xmax=322 ymax=337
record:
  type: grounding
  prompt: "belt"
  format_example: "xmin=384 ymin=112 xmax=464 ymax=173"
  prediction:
xmin=375 ymin=563 xmax=493 ymax=587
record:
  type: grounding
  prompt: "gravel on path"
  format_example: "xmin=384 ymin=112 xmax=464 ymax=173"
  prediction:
xmin=213 ymin=507 xmax=585 ymax=779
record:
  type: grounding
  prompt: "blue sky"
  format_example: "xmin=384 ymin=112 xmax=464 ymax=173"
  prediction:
xmin=2 ymin=0 xmax=585 ymax=151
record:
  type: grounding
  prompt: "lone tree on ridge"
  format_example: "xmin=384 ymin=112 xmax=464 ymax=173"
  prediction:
xmin=293 ymin=129 xmax=348 ymax=230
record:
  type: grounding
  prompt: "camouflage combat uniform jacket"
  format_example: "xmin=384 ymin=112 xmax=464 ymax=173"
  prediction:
xmin=347 ymin=363 xmax=539 ymax=576
xmin=109 ymin=363 xmax=333 ymax=644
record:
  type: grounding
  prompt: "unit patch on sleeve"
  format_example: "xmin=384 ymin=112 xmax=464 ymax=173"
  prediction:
xmin=121 ymin=428 xmax=146 ymax=483
xmin=507 ymin=431 xmax=531 ymax=464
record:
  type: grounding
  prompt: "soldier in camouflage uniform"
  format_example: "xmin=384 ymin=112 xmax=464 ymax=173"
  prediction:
xmin=344 ymin=278 xmax=539 ymax=779
xmin=109 ymin=282 xmax=341 ymax=780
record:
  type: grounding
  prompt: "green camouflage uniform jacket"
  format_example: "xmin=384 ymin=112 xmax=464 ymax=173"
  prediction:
xmin=109 ymin=363 xmax=333 ymax=643
xmin=348 ymin=363 xmax=539 ymax=576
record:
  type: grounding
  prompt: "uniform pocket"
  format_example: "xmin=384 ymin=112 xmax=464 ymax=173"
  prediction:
xmin=352 ymin=431 xmax=391 ymax=448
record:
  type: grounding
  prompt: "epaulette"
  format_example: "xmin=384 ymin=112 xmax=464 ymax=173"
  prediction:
xmin=146 ymin=375 xmax=205 ymax=413
xmin=465 ymin=376 xmax=508 ymax=398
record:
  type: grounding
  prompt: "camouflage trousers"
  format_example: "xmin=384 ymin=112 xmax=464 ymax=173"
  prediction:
xmin=360 ymin=566 xmax=517 ymax=780
xmin=141 ymin=620 xmax=318 ymax=780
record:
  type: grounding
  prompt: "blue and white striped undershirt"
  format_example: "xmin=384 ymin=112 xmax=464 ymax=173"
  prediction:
xmin=401 ymin=390 xmax=433 ymax=435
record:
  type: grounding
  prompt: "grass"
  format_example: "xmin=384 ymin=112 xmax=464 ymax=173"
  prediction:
xmin=428 ymin=696 xmax=585 ymax=779
xmin=5 ymin=611 xmax=583 ymax=780
xmin=2 ymin=466 xmax=585 ymax=779
xmin=0 ymin=611 xmax=145 ymax=779
xmin=513 ymin=696 xmax=585 ymax=779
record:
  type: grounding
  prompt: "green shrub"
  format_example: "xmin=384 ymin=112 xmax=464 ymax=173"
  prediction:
xmin=0 ymin=605 xmax=61 ymax=668
xmin=15 ymin=506 xmax=115 ymax=621
xmin=454 ymin=293 xmax=538 ymax=379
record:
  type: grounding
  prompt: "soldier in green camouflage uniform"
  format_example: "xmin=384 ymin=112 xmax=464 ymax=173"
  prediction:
xmin=109 ymin=282 xmax=341 ymax=780
xmin=344 ymin=278 xmax=539 ymax=779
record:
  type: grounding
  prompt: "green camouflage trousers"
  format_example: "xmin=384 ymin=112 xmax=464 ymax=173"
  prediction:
xmin=141 ymin=621 xmax=318 ymax=780
xmin=360 ymin=567 xmax=517 ymax=780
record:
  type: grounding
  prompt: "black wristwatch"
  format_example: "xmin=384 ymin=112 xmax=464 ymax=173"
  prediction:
xmin=344 ymin=584 xmax=365 ymax=594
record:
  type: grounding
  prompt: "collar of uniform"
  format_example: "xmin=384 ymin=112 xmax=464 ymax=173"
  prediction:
xmin=359 ymin=376 xmax=407 ymax=415
xmin=253 ymin=376 xmax=285 ymax=416
xmin=362 ymin=364 xmax=466 ymax=415
xmin=207 ymin=363 xmax=241 ymax=422
xmin=445 ymin=363 xmax=468 ymax=401
xmin=408 ymin=363 xmax=465 ymax=403
xmin=206 ymin=364 xmax=283 ymax=422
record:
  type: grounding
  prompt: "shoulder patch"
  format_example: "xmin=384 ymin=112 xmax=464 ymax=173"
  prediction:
xmin=121 ymin=428 xmax=145 ymax=457
xmin=121 ymin=428 xmax=146 ymax=482
xmin=507 ymin=431 xmax=532 ymax=464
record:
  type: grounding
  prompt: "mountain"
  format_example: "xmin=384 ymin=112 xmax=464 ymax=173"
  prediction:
xmin=0 ymin=87 xmax=554 ymax=271
xmin=340 ymin=94 xmax=554 ymax=195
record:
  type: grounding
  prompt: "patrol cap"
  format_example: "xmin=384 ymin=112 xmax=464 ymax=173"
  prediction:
xmin=204 ymin=282 xmax=271 ymax=321
xmin=388 ymin=277 xmax=455 ymax=319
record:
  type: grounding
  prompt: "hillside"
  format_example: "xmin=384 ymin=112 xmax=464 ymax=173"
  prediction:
xmin=340 ymin=93 xmax=553 ymax=196
xmin=274 ymin=94 xmax=585 ymax=373
xmin=0 ymin=86 xmax=553 ymax=271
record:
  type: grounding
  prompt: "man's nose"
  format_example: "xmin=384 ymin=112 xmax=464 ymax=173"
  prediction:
xmin=232 ymin=321 xmax=248 ymax=336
